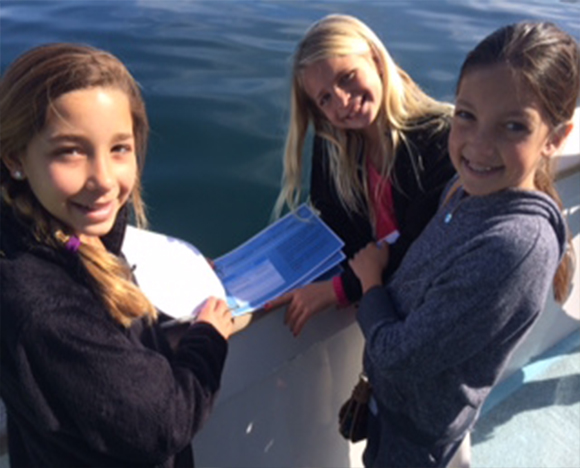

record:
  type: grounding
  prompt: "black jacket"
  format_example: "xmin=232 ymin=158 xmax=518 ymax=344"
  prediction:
xmin=0 ymin=205 xmax=227 ymax=468
xmin=310 ymin=115 xmax=455 ymax=302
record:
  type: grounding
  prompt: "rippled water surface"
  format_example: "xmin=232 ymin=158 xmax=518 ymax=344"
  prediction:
xmin=2 ymin=0 xmax=578 ymax=256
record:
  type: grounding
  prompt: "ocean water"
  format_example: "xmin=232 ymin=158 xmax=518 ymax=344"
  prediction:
xmin=1 ymin=0 xmax=579 ymax=257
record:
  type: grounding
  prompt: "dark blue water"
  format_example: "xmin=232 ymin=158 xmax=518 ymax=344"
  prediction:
xmin=2 ymin=0 xmax=579 ymax=257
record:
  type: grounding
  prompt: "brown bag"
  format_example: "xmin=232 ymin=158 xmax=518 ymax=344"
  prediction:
xmin=338 ymin=373 xmax=371 ymax=442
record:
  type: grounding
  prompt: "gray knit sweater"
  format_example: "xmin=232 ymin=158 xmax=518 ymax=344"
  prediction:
xmin=357 ymin=185 xmax=566 ymax=452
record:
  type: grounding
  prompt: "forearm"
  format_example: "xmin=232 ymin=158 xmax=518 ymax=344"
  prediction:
xmin=24 ymin=315 xmax=227 ymax=462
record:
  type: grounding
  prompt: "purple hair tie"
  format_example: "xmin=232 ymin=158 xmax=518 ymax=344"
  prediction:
xmin=65 ymin=236 xmax=81 ymax=252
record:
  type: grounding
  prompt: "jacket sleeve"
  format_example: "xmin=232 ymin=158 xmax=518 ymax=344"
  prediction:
xmin=14 ymin=293 xmax=227 ymax=465
xmin=309 ymin=136 xmax=373 ymax=303
xmin=386 ymin=119 xmax=456 ymax=278
xmin=356 ymin=222 xmax=557 ymax=382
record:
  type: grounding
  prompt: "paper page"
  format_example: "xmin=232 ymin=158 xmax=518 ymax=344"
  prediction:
xmin=122 ymin=226 xmax=226 ymax=321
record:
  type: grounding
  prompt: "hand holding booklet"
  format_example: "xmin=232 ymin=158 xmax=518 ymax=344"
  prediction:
xmin=214 ymin=204 xmax=345 ymax=316
xmin=122 ymin=204 xmax=345 ymax=324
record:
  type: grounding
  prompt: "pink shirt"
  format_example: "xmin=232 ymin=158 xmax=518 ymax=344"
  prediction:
xmin=333 ymin=160 xmax=399 ymax=306
xmin=367 ymin=160 xmax=399 ymax=241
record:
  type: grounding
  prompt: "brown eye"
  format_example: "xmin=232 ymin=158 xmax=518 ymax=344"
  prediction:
xmin=112 ymin=144 xmax=132 ymax=154
xmin=505 ymin=122 xmax=528 ymax=133
xmin=340 ymin=71 xmax=355 ymax=85
xmin=454 ymin=109 xmax=475 ymax=122
xmin=319 ymin=93 xmax=331 ymax=107
xmin=54 ymin=146 xmax=83 ymax=158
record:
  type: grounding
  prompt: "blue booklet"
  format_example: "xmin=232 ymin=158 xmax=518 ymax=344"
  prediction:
xmin=214 ymin=204 xmax=345 ymax=316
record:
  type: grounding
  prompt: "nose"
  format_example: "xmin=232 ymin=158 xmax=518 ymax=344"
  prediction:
xmin=468 ymin=125 xmax=495 ymax=157
xmin=333 ymin=87 xmax=350 ymax=110
xmin=86 ymin=152 xmax=114 ymax=192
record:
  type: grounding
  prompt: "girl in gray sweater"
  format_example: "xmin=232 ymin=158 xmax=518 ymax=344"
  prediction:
xmin=349 ymin=22 xmax=578 ymax=468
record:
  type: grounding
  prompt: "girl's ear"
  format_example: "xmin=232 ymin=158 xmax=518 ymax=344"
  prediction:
xmin=543 ymin=122 xmax=573 ymax=158
xmin=2 ymin=155 xmax=26 ymax=180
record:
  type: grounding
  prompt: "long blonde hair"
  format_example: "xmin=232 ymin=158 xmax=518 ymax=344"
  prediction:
xmin=457 ymin=22 xmax=579 ymax=303
xmin=0 ymin=43 xmax=156 ymax=326
xmin=274 ymin=14 xmax=452 ymax=218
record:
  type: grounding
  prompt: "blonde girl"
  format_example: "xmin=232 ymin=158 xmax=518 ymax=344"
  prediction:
xmin=269 ymin=14 xmax=456 ymax=335
xmin=0 ymin=43 xmax=232 ymax=467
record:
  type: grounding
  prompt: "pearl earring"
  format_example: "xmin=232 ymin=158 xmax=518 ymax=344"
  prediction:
xmin=13 ymin=170 xmax=24 ymax=180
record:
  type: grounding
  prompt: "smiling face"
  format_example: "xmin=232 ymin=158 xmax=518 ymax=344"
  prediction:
xmin=449 ymin=63 xmax=566 ymax=196
xmin=301 ymin=53 xmax=383 ymax=131
xmin=17 ymin=87 xmax=137 ymax=242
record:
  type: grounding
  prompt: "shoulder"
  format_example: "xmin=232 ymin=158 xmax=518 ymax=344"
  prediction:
xmin=1 ymin=251 xmax=105 ymax=340
xmin=310 ymin=135 xmax=340 ymax=195
xmin=397 ymin=113 xmax=452 ymax=168
xmin=463 ymin=191 xmax=564 ymax=272
xmin=406 ymin=113 xmax=451 ymax=146
xmin=392 ymin=114 xmax=454 ymax=197
xmin=310 ymin=134 xmax=331 ymax=173
xmin=313 ymin=134 xmax=325 ymax=155
xmin=483 ymin=216 xmax=554 ymax=261
xmin=1 ymin=251 xmax=72 ymax=306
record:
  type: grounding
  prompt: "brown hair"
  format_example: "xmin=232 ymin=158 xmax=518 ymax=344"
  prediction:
xmin=0 ymin=43 xmax=156 ymax=326
xmin=457 ymin=22 xmax=579 ymax=303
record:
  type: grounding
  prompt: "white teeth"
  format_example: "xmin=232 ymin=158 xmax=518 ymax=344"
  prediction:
xmin=75 ymin=201 xmax=112 ymax=212
xmin=345 ymin=98 xmax=363 ymax=120
xmin=471 ymin=165 xmax=494 ymax=173
xmin=465 ymin=159 xmax=496 ymax=173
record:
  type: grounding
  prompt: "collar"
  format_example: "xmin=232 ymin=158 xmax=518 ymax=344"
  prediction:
xmin=0 ymin=202 xmax=129 ymax=257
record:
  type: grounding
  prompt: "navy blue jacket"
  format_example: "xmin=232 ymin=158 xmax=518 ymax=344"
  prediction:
xmin=0 ymin=206 xmax=227 ymax=468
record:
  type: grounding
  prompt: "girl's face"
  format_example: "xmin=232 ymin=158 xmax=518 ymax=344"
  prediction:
xmin=449 ymin=63 xmax=566 ymax=196
xmin=301 ymin=52 xmax=383 ymax=130
xmin=17 ymin=87 xmax=137 ymax=242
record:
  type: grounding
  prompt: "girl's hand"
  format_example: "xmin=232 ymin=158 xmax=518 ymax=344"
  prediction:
xmin=265 ymin=281 xmax=337 ymax=336
xmin=349 ymin=242 xmax=390 ymax=294
xmin=196 ymin=296 xmax=233 ymax=340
